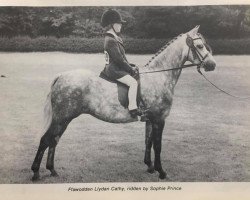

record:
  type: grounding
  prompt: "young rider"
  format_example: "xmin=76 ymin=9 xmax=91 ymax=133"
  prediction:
xmin=100 ymin=9 xmax=146 ymax=119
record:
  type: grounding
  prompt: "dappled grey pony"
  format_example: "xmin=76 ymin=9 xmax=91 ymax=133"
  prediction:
xmin=31 ymin=26 xmax=216 ymax=181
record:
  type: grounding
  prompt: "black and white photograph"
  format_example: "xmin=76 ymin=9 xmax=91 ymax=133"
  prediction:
xmin=0 ymin=0 xmax=250 ymax=199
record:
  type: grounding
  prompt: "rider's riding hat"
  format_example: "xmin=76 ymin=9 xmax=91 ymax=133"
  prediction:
xmin=101 ymin=9 xmax=126 ymax=27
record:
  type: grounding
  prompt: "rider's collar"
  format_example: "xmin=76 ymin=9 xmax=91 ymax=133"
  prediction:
xmin=106 ymin=31 xmax=123 ymax=44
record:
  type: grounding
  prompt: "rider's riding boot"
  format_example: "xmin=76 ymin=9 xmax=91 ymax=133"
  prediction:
xmin=129 ymin=108 xmax=149 ymax=122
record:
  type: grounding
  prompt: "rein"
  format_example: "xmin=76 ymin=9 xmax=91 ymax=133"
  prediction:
xmin=139 ymin=63 xmax=197 ymax=74
xmin=139 ymin=34 xmax=250 ymax=100
xmin=197 ymin=69 xmax=250 ymax=99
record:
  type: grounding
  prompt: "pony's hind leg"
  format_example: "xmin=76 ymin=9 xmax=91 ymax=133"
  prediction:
xmin=31 ymin=121 xmax=68 ymax=181
xmin=45 ymin=122 xmax=68 ymax=177
xmin=144 ymin=120 xmax=154 ymax=173
xmin=46 ymin=145 xmax=58 ymax=177
xmin=31 ymin=128 xmax=52 ymax=181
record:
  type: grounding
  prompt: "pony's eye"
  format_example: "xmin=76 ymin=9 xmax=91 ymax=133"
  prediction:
xmin=197 ymin=44 xmax=204 ymax=49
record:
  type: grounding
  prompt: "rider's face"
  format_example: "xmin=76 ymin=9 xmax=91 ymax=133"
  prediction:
xmin=113 ymin=23 xmax=122 ymax=33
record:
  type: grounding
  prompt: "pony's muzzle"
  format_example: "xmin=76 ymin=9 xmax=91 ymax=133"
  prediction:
xmin=203 ymin=55 xmax=216 ymax=71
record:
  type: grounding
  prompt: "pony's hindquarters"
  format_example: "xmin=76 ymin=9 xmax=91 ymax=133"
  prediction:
xmin=50 ymin=70 xmax=136 ymax=123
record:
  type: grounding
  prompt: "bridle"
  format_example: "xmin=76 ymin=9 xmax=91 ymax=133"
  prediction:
xmin=186 ymin=34 xmax=250 ymax=99
xmin=185 ymin=33 xmax=210 ymax=72
xmin=139 ymin=34 xmax=250 ymax=99
xmin=139 ymin=33 xmax=209 ymax=74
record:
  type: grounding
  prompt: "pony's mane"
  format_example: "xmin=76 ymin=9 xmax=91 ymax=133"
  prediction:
xmin=144 ymin=33 xmax=184 ymax=67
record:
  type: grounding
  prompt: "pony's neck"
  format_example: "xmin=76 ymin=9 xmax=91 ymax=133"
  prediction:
xmin=140 ymin=34 xmax=187 ymax=115
xmin=142 ymin=34 xmax=187 ymax=91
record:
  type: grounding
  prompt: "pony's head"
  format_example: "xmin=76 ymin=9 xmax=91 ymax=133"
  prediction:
xmin=185 ymin=26 xmax=216 ymax=72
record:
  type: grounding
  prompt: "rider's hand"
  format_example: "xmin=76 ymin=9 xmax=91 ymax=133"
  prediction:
xmin=131 ymin=66 xmax=139 ymax=79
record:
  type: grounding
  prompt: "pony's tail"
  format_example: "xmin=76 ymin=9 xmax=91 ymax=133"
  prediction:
xmin=42 ymin=76 xmax=59 ymax=133
xmin=43 ymin=91 xmax=52 ymax=133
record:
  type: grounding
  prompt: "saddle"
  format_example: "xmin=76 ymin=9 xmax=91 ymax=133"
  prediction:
xmin=99 ymin=71 xmax=145 ymax=109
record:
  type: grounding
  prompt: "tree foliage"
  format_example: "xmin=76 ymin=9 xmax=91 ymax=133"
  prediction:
xmin=0 ymin=6 xmax=250 ymax=39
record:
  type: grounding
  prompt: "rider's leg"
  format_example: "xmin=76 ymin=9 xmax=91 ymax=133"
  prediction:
xmin=117 ymin=75 xmax=138 ymax=110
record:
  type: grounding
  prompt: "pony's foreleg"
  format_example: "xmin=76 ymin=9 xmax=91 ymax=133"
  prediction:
xmin=46 ymin=122 xmax=68 ymax=177
xmin=144 ymin=120 xmax=154 ymax=173
xmin=152 ymin=120 xmax=166 ymax=179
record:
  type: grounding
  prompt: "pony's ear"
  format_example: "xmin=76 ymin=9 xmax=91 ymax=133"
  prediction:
xmin=188 ymin=25 xmax=200 ymax=37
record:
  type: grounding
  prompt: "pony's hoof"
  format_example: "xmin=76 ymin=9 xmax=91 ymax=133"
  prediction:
xmin=159 ymin=171 xmax=167 ymax=179
xmin=50 ymin=170 xmax=59 ymax=177
xmin=147 ymin=166 xmax=155 ymax=174
xmin=31 ymin=173 xmax=40 ymax=181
